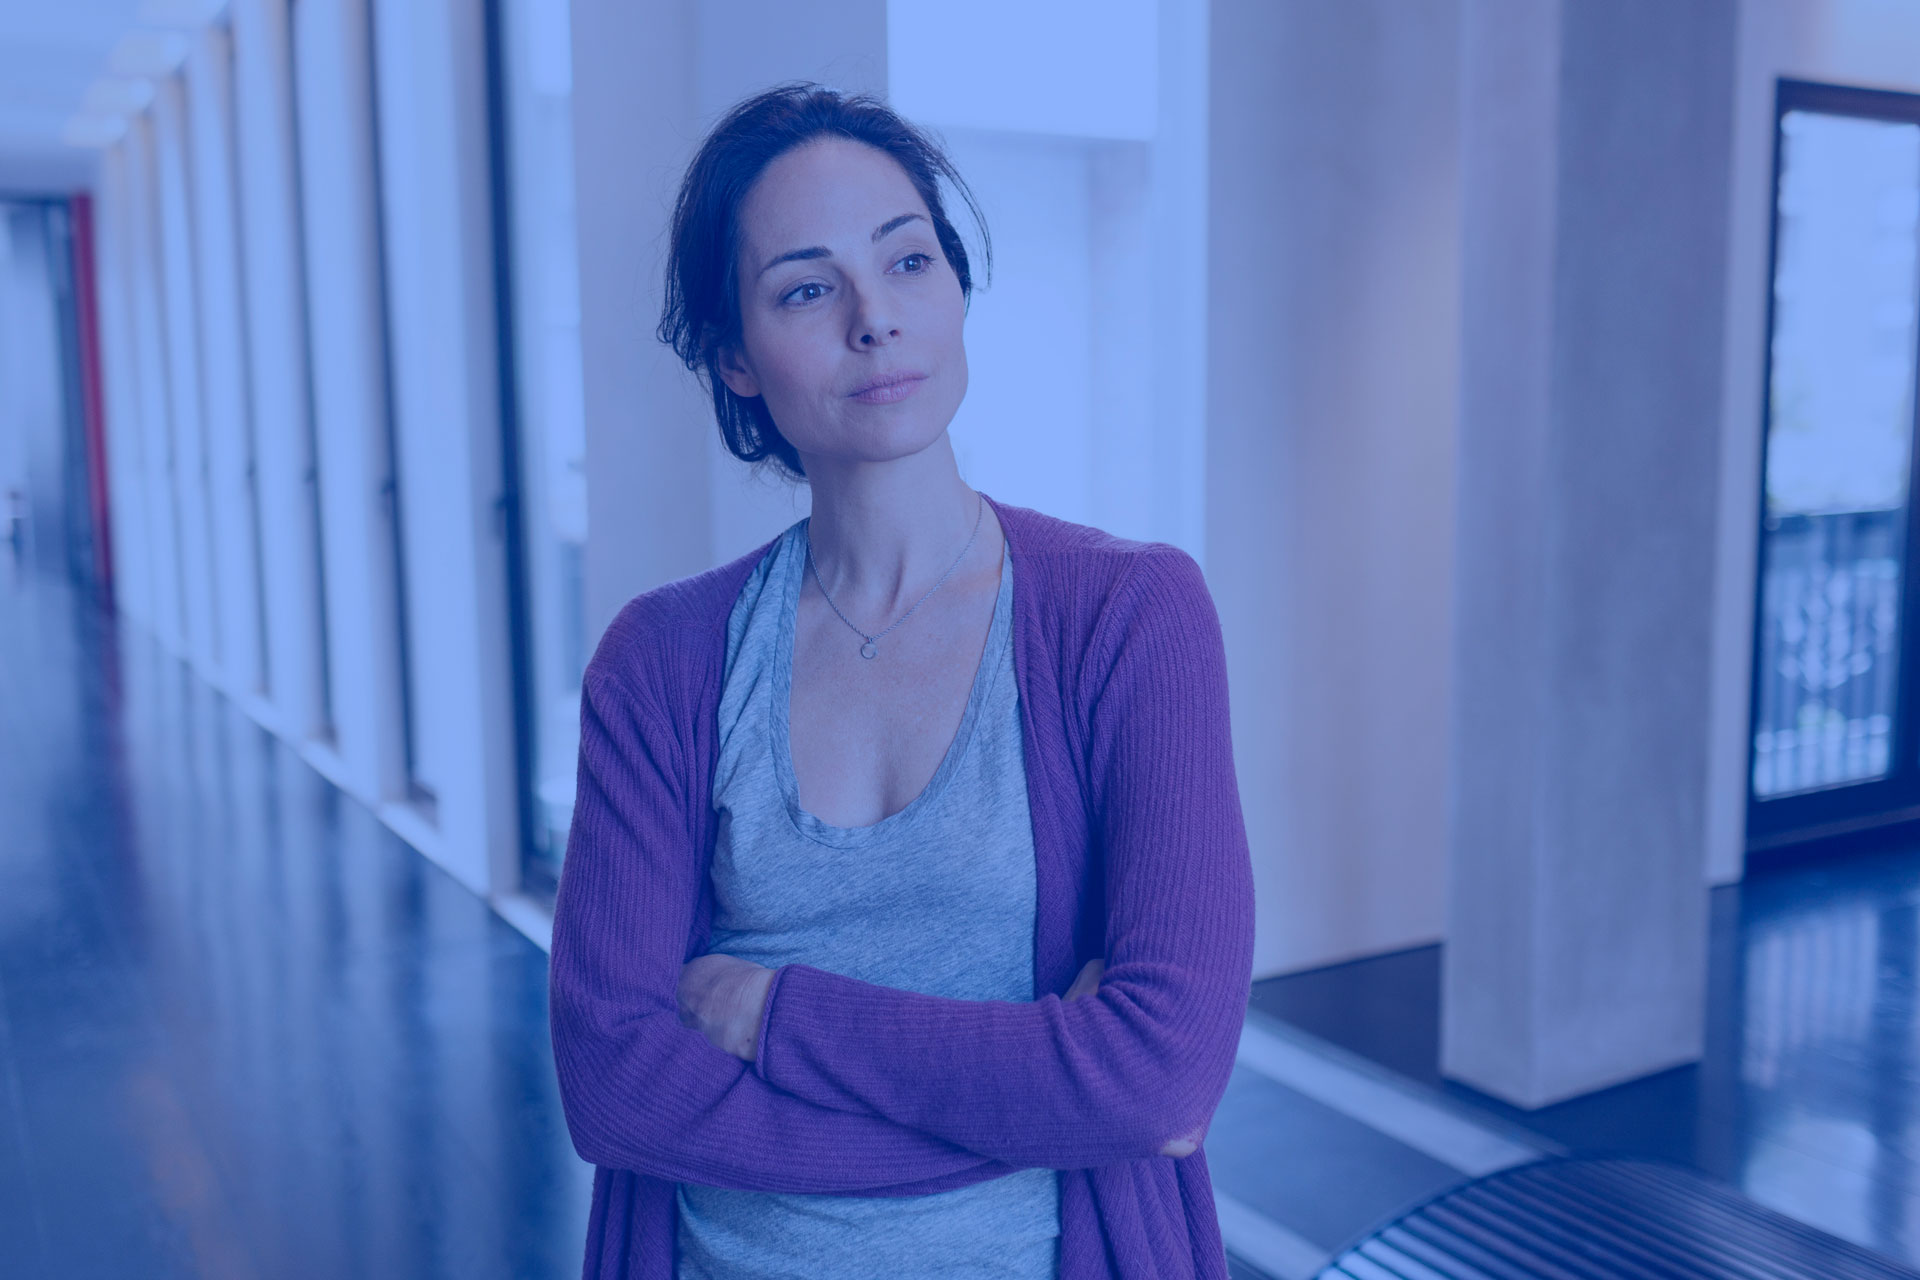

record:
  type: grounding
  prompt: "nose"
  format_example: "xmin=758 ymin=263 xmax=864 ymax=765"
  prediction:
xmin=850 ymin=276 xmax=899 ymax=347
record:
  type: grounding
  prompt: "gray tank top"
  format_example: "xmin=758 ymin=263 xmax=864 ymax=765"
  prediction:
xmin=675 ymin=516 xmax=1061 ymax=1279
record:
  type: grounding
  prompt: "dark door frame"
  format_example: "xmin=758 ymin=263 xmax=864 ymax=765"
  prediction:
xmin=1746 ymin=77 xmax=1920 ymax=854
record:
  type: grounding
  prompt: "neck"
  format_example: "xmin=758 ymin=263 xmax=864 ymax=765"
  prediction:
xmin=802 ymin=451 xmax=989 ymax=617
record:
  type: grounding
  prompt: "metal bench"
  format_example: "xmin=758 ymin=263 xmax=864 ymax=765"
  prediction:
xmin=1314 ymin=1155 xmax=1918 ymax=1279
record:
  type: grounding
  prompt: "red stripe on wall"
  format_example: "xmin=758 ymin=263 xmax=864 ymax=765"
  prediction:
xmin=69 ymin=192 xmax=113 ymax=601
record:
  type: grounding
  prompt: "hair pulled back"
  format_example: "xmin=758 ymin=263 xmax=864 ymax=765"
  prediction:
xmin=656 ymin=81 xmax=992 ymax=485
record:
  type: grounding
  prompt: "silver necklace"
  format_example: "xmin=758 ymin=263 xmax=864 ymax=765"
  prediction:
xmin=805 ymin=490 xmax=985 ymax=660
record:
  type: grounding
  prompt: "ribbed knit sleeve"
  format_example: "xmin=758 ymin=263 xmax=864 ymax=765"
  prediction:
xmin=548 ymin=618 xmax=1022 ymax=1193
xmin=750 ymin=547 xmax=1257 ymax=1170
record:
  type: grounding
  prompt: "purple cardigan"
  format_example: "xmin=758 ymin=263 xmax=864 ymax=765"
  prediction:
xmin=549 ymin=492 xmax=1257 ymax=1279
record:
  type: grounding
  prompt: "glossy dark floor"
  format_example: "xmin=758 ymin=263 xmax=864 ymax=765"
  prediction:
xmin=1 ymin=564 xmax=1311 ymax=1280
xmin=28 ymin=549 xmax=1866 ymax=1280
xmin=1252 ymin=846 xmax=1920 ymax=1269
xmin=0 ymin=566 xmax=591 ymax=1278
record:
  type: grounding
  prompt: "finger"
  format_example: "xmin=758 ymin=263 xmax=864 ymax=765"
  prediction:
xmin=1159 ymin=1118 xmax=1207 ymax=1157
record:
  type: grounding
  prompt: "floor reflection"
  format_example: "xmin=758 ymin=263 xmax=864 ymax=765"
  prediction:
xmin=24 ymin=542 xmax=1920 ymax=1275
xmin=1250 ymin=834 xmax=1920 ymax=1269
xmin=0 ymin=567 xmax=591 ymax=1279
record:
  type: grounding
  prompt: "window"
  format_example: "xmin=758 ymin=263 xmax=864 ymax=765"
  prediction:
xmin=493 ymin=0 xmax=589 ymax=897
xmin=1749 ymin=79 xmax=1920 ymax=849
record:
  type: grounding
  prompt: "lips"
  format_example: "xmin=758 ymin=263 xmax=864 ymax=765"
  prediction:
xmin=848 ymin=371 xmax=927 ymax=397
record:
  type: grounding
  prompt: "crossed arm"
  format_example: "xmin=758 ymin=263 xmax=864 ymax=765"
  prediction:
xmin=550 ymin=548 xmax=1255 ymax=1186
xmin=549 ymin=647 xmax=1021 ymax=1195
xmin=674 ymin=952 xmax=1211 ymax=1156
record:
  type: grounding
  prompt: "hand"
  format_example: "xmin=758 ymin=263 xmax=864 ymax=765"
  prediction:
xmin=1063 ymin=956 xmax=1103 ymax=1003
xmin=677 ymin=953 xmax=777 ymax=1062
xmin=1064 ymin=957 xmax=1207 ymax=1159
xmin=1158 ymin=1117 xmax=1208 ymax=1159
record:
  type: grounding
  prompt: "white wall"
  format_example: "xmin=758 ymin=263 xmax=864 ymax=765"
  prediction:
xmin=887 ymin=0 xmax=1209 ymax=558
xmin=934 ymin=127 xmax=1098 ymax=523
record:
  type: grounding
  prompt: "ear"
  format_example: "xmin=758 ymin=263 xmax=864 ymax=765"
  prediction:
xmin=716 ymin=341 xmax=761 ymax=400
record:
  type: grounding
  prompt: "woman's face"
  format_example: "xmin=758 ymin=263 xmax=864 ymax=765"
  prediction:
xmin=717 ymin=136 xmax=969 ymax=471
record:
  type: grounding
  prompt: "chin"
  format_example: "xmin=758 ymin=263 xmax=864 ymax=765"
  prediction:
xmin=882 ymin=416 xmax=952 ymax=461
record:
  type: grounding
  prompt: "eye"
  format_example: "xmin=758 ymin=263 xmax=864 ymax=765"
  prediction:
xmin=779 ymin=253 xmax=939 ymax=307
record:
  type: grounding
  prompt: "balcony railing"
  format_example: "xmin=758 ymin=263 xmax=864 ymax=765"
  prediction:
xmin=1752 ymin=509 xmax=1902 ymax=799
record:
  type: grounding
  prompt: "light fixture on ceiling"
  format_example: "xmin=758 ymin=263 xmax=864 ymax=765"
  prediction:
xmin=83 ymin=79 xmax=156 ymax=118
xmin=64 ymin=116 xmax=130 ymax=149
xmin=108 ymin=31 xmax=192 ymax=79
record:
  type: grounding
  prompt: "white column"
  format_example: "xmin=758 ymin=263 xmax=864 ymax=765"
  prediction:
xmin=1442 ymin=0 xmax=1736 ymax=1108
xmin=230 ymin=0 xmax=328 ymax=740
xmin=288 ymin=0 xmax=408 ymax=802
xmin=570 ymin=0 xmax=888 ymax=643
xmin=123 ymin=114 xmax=187 ymax=657
xmin=693 ymin=0 xmax=883 ymax=562
xmin=367 ymin=0 xmax=521 ymax=895
xmin=95 ymin=143 xmax=154 ymax=631
xmin=151 ymin=73 xmax=220 ymax=680
xmin=185 ymin=25 xmax=267 ymax=704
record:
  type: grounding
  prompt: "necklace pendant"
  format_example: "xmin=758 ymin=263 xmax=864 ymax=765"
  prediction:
xmin=860 ymin=639 xmax=879 ymax=660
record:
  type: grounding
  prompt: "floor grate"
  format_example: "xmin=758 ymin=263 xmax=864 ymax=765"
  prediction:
xmin=1316 ymin=1156 xmax=1920 ymax=1280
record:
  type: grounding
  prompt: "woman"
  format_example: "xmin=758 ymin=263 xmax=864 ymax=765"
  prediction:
xmin=548 ymin=81 xmax=1256 ymax=1280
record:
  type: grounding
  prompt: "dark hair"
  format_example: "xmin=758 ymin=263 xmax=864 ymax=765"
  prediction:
xmin=656 ymin=81 xmax=992 ymax=485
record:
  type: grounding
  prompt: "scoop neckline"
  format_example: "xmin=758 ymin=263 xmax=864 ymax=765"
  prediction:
xmin=770 ymin=518 xmax=1012 ymax=849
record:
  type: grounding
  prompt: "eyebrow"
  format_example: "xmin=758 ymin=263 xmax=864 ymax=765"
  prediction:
xmin=757 ymin=212 xmax=928 ymax=279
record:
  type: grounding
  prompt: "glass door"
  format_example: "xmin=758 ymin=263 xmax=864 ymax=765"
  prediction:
xmin=1749 ymin=79 xmax=1920 ymax=850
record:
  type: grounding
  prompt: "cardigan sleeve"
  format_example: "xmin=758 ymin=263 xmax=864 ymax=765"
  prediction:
xmin=548 ymin=624 xmax=1022 ymax=1194
xmin=749 ymin=547 xmax=1257 ymax=1170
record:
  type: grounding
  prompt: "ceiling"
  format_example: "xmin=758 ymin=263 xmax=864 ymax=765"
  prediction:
xmin=0 ymin=1 xmax=213 ymax=194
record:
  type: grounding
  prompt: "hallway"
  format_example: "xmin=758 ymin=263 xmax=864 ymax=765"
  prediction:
xmin=0 ymin=534 xmax=1518 ymax=1280
xmin=11 ymin=2 xmax=1920 ymax=1276
xmin=1 ymin=553 xmax=1407 ymax=1279
xmin=13 ymin=527 xmax=1920 ymax=1279
xmin=0 ymin=563 xmax=590 ymax=1278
